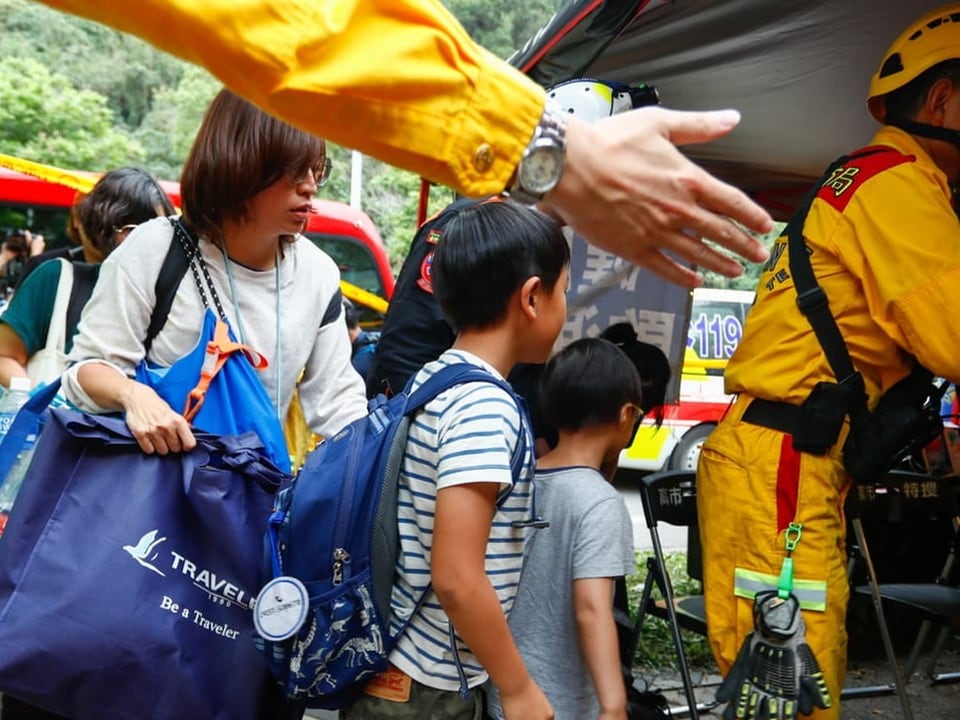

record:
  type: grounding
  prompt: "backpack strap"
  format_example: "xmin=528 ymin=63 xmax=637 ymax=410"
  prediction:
xmin=388 ymin=362 xmax=533 ymax=696
xmin=404 ymin=363 xmax=530 ymax=480
xmin=143 ymin=220 xmax=191 ymax=356
xmin=65 ymin=262 xmax=99 ymax=339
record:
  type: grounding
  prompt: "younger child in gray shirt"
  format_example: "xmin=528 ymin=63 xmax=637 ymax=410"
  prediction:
xmin=489 ymin=337 xmax=656 ymax=720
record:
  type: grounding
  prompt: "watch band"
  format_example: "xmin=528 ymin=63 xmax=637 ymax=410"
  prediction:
xmin=507 ymin=103 xmax=568 ymax=205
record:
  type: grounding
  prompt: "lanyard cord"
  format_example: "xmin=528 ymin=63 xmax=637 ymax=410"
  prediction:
xmin=219 ymin=242 xmax=283 ymax=419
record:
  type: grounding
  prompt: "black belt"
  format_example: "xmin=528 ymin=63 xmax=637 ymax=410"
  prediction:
xmin=741 ymin=398 xmax=804 ymax=436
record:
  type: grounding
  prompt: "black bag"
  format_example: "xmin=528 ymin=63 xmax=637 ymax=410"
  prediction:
xmin=842 ymin=370 xmax=946 ymax=484
xmin=614 ymin=578 xmax=671 ymax=719
xmin=627 ymin=687 xmax=671 ymax=720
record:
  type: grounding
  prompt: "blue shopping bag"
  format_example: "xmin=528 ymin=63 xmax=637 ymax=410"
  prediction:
xmin=136 ymin=307 xmax=291 ymax=474
xmin=0 ymin=381 xmax=294 ymax=720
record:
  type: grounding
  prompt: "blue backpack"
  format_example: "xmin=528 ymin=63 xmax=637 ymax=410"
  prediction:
xmin=255 ymin=362 xmax=530 ymax=709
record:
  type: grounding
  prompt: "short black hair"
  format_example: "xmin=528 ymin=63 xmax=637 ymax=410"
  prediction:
xmin=432 ymin=199 xmax=569 ymax=331
xmin=884 ymin=59 xmax=960 ymax=124
xmin=599 ymin=322 xmax=672 ymax=426
xmin=540 ymin=338 xmax=643 ymax=432
xmin=343 ymin=299 xmax=360 ymax=330
xmin=76 ymin=167 xmax=176 ymax=255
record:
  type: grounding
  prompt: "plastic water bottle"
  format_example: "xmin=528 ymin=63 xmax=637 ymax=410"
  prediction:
xmin=0 ymin=376 xmax=37 ymax=537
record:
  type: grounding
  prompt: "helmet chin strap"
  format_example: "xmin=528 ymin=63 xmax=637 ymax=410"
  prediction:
xmin=889 ymin=119 xmax=960 ymax=151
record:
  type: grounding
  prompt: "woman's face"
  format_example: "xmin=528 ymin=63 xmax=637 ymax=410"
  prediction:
xmin=244 ymin=162 xmax=324 ymax=237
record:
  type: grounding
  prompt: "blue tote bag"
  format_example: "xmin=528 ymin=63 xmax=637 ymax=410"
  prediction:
xmin=136 ymin=307 xmax=292 ymax=474
xmin=0 ymin=381 xmax=293 ymax=720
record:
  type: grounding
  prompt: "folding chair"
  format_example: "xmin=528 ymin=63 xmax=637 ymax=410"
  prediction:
xmin=843 ymin=470 xmax=960 ymax=718
xmin=621 ymin=468 xmax=710 ymax=719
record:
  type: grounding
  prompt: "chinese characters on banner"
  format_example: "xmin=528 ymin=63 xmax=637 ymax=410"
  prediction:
xmin=560 ymin=232 xmax=692 ymax=403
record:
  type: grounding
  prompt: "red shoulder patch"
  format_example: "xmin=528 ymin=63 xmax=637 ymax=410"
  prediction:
xmin=816 ymin=146 xmax=914 ymax=212
xmin=416 ymin=250 xmax=435 ymax=294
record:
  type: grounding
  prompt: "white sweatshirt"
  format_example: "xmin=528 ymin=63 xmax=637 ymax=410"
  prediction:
xmin=64 ymin=216 xmax=367 ymax=438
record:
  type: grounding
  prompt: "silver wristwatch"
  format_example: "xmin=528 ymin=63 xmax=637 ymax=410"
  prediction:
xmin=507 ymin=103 xmax=568 ymax=205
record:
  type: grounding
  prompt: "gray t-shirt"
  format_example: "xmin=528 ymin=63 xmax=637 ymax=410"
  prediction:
xmin=488 ymin=466 xmax=635 ymax=720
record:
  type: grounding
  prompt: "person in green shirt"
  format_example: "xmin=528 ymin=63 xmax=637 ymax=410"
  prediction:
xmin=0 ymin=167 xmax=175 ymax=390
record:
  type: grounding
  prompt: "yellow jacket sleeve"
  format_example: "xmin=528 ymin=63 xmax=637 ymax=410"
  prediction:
xmin=40 ymin=0 xmax=545 ymax=197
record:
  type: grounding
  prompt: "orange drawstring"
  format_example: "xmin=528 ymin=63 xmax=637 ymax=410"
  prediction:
xmin=182 ymin=318 xmax=268 ymax=422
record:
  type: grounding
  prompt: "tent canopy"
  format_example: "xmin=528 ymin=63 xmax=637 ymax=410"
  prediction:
xmin=512 ymin=0 xmax=952 ymax=218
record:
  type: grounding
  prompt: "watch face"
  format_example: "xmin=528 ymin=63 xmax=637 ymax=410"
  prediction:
xmin=520 ymin=145 xmax=564 ymax=195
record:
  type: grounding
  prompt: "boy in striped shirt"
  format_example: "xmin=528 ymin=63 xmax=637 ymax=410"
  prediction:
xmin=341 ymin=199 xmax=570 ymax=720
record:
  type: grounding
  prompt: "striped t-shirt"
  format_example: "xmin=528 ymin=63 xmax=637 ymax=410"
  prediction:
xmin=388 ymin=349 xmax=535 ymax=691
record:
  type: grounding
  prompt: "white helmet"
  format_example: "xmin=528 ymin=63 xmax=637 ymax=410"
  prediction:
xmin=547 ymin=78 xmax=660 ymax=123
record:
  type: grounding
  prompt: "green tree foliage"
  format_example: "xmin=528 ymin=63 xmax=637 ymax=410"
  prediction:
xmin=319 ymin=149 xmax=454 ymax=268
xmin=700 ymin=222 xmax=785 ymax=291
xmin=0 ymin=0 xmax=183 ymax=128
xmin=0 ymin=57 xmax=142 ymax=168
xmin=135 ymin=66 xmax=222 ymax=181
xmin=444 ymin=0 xmax=564 ymax=59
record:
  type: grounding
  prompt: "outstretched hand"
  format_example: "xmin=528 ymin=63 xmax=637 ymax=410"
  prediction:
xmin=544 ymin=107 xmax=773 ymax=287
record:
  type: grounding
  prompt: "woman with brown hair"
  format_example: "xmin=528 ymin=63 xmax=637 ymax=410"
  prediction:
xmin=61 ymin=88 xmax=367 ymax=458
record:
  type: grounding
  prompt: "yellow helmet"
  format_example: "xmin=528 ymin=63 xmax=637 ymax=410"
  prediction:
xmin=868 ymin=4 xmax=960 ymax=122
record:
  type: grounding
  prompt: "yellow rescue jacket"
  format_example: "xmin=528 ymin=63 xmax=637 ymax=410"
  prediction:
xmin=726 ymin=126 xmax=960 ymax=405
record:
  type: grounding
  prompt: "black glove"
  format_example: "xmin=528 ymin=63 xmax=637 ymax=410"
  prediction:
xmin=716 ymin=591 xmax=831 ymax=719
xmin=797 ymin=640 xmax=831 ymax=715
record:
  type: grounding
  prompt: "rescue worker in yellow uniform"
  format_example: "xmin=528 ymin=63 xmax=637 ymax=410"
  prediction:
xmin=34 ymin=0 xmax=773 ymax=286
xmin=698 ymin=6 xmax=960 ymax=718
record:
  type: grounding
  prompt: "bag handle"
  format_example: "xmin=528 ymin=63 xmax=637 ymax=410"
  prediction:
xmin=169 ymin=217 xmax=230 ymax=322
xmin=182 ymin=317 xmax=268 ymax=422
xmin=44 ymin=260 xmax=73 ymax=355
xmin=165 ymin=218 xmax=270 ymax=423
xmin=0 ymin=377 xmax=285 ymax=494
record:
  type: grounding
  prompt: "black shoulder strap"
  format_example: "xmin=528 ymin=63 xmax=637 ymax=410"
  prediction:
xmin=143 ymin=218 xmax=191 ymax=356
xmin=787 ymin=149 xmax=892 ymax=423
xmin=65 ymin=261 xmax=99 ymax=338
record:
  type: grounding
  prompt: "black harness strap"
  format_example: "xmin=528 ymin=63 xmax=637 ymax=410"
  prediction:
xmin=785 ymin=149 xmax=894 ymax=426
xmin=65 ymin=261 xmax=99 ymax=339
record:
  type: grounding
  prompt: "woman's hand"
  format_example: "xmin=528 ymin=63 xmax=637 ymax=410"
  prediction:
xmin=118 ymin=381 xmax=196 ymax=455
